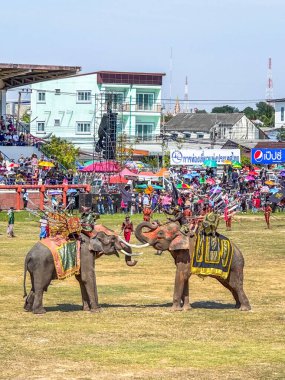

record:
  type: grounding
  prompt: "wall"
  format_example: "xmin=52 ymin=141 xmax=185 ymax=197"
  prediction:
xmin=0 ymin=190 xmax=40 ymax=210
xmin=275 ymin=101 xmax=285 ymax=129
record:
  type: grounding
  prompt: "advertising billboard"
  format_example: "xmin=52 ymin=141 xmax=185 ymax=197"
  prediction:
xmin=170 ymin=149 xmax=241 ymax=166
xmin=251 ymin=148 xmax=285 ymax=165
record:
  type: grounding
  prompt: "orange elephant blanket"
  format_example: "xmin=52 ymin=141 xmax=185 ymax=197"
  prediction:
xmin=40 ymin=237 xmax=81 ymax=280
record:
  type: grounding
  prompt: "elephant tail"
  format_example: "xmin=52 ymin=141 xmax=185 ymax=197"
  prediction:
xmin=23 ymin=255 xmax=28 ymax=298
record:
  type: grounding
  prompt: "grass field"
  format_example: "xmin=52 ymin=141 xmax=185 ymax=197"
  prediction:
xmin=0 ymin=212 xmax=284 ymax=380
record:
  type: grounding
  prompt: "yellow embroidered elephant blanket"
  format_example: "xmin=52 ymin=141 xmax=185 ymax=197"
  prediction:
xmin=191 ymin=233 xmax=233 ymax=279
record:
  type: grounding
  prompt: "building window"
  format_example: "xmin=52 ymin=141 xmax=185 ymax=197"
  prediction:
xmin=54 ymin=119 xmax=60 ymax=127
xmin=281 ymin=107 xmax=284 ymax=122
xmin=37 ymin=92 xmax=46 ymax=103
xmin=37 ymin=122 xmax=45 ymax=133
xmin=77 ymin=91 xmax=91 ymax=103
xmin=135 ymin=123 xmax=154 ymax=141
xmin=105 ymin=92 xmax=124 ymax=111
xmin=76 ymin=122 xmax=91 ymax=134
xmin=136 ymin=93 xmax=154 ymax=111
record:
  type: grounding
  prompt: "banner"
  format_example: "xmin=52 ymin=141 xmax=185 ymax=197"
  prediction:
xmin=170 ymin=149 xmax=240 ymax=166
xmin=251 ymin=148 xmax=285 ymax=165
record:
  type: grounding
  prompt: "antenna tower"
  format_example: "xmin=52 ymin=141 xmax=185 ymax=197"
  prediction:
xmin=266 ymin=57 xmax=273 ymax=101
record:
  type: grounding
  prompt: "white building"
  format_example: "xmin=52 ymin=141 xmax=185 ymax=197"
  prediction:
xmin=30 ymin=71 xmax=165 ymax=151
xmin=273 ymin=98 xmax=285 ymax=129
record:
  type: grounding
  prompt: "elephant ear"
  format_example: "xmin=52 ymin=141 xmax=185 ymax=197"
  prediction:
xmin=169 ymin=234 xmax=190 ymax=251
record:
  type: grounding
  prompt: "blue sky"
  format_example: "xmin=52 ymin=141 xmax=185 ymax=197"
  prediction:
xmin=3 ymin=0 xmax=285 ymax=110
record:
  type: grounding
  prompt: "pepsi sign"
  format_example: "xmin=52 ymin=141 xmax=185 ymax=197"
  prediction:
xmin=251 ymin=148 xmax=285 ymax=164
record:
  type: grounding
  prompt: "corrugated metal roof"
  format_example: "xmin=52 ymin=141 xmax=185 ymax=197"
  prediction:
xmin=165 ymin=113 xmax=244 ymax=132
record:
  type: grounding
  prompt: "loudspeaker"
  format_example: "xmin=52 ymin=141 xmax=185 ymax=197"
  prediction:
xmin=78 ymin=193 xmax=93 ymax=210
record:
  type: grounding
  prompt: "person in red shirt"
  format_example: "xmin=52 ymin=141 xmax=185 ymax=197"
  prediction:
xmin=263 ymin=202 xmax=272 ymax=229
xmin=121 ymin=216 xmax=133 ymax=242
xmin=224 ymin=205 xmax=232 ymax=231
xmin=143 ymin=205 xmax=152 ymax=222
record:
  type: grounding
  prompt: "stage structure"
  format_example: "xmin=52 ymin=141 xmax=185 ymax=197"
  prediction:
xmin=95 ymin=97 xmax=117 ymax=161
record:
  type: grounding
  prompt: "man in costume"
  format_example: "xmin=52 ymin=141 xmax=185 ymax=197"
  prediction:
xmin=121 ymin=215 xmax=133 ymax=243
xmin=80 ymin=206 xmax=100 ymax=232
xmin=263 ymin=202 xmax=272 ymax=229
xmin=143 ymin=204 xmax=153 ymax=222
xmin=164 ymin=205 xmax=190 ymax=235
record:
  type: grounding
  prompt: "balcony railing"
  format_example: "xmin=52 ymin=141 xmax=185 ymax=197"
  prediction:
xmin=102 ymin=103 xmax=162 ymax=113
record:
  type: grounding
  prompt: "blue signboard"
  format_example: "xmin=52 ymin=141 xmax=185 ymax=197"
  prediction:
xmin=251 ymin=148 xmax=285 ymax=164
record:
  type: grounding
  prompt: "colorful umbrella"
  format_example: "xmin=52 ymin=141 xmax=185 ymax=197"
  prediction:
xmin=203 ymin=159 xmax=217 ymax=168
xmin=206 ymin=178 xmax=216 ymax=185
xmin=245 ymin=175 xmax=255 ymax=181
xmin=8 ymin=162 xmax=19 ymax=168
xmin=248 ymin=171 xmax=258 ymax=176
xmin=38 ymin=161 xmax=55 ymax=167
xmin=265 ymin=180 xmax=275 ymax=186
xmin=223 ymin=160 xmax=232 ymax=165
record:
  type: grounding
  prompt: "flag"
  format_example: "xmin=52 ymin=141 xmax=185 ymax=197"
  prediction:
xmin=269 ymin=188 xmax=285 ymax=203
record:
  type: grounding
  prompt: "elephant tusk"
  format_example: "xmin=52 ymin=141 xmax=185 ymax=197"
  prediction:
xmin=120 ymin=249 xmax=143 ymax=257
xmin=118 ymin=237 xmax=150 ymax=248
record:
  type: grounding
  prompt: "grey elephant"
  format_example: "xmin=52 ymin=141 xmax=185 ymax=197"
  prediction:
xmin=23 ymin=225 xmax=140 ymax=314
xmin=134 ymin=221 xmax=251 ymax=312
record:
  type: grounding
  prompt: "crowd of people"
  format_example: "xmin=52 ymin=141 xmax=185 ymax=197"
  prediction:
xmin=0 ymin=116 xmax=28 ymax=146
xmin=0 ymin=153 xmax=80 ymax=185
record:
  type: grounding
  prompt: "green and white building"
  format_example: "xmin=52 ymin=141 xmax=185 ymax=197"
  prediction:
xmin=30 ymin=71 xmax=165 ymax=151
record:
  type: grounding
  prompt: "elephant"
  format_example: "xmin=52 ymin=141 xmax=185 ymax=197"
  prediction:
xmin=23 ymin=225 xmax=140 ymax=314
xmin=134 ymin=221 xmax=251 ymax=312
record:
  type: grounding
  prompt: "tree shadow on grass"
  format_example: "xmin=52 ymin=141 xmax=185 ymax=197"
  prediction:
xmin=191 ymin=301 xmax=235 ymax=309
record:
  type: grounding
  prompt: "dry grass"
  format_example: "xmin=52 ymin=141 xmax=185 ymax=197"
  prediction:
xmin=0 ymin=213 xmax=285 ymax=380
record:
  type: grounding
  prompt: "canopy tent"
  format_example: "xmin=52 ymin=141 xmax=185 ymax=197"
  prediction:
xmin=119 ymin=168 xmax=138 ymax=178
xmin=108 ymin=175 xmax=128 ymax=184
xmin=80 ymin=161 xmax=120 ymax=173
xmin=155 ymin=168 xmax=170 ymax=177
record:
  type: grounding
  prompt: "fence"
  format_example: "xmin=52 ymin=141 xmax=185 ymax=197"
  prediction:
xmin=0 ymin=184 xmax=90 ymax=211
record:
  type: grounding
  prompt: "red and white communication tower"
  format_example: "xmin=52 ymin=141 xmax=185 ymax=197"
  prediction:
xmin=266 ymin=57 xmax=273 ymax=101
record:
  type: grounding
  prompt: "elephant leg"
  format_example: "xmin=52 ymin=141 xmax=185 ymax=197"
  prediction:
xmin=32 ymin=289 xmax=46 ymax=314
xmin=181 ymin=276 xmax=192 ymax=311
xmin=172 ymin=263 xmax=185 ymax=311
xmin=75 ymin=274 xmax=90 ymax=311
xmin=24 ymin=290 xmax=35 ymax=312
xmin=227 ymin=270 xmax=251 ymax=311
xmin=217 ymin=278 xmax=241 ymax=308
xmin=81 ymin=254 xmax=101 ymax=312
xmin=32 ymin=271 xmax=52 ymax=314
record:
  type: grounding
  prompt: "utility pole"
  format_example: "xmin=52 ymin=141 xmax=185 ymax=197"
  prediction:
xmin=17 ymin=91 xmax=22 ymax=125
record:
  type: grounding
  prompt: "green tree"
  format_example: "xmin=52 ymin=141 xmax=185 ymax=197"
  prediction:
xmin=241 ymin=155 xmax=251 ymax=167
xmin=42 ymin=136 xmax=79 ymax=170
xmin=256 ymin=102 xmax=274 ymax=128
xmin=116 ymin=133 xmax=134 ymax=166
xmin=143 ymin=156 xmax=159 ymax=171
xmin=21 ymin=110 xmax=31 ymax=124
xmin=195 ymin=109 xmax=207 ymax=113
xmin=277 ymin=127 xmax=285 ymax=141
xmin=211 ymin=105 xmax=240 ymax=113
xmin=164 ymin=112 xmax=174 ymax=123
xmin=243 ymin=106 xmax=257 ymax=120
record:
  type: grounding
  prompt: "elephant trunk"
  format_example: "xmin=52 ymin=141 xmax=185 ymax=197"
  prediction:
xmin=135 ymin=221 xmax=159 ymax=244
xmin=120 ymin=243 xmax=137 ymax=267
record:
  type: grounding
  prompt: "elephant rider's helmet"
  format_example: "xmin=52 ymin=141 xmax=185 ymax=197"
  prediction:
xmin=202 ymin=212 xmax=220 ymax=236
